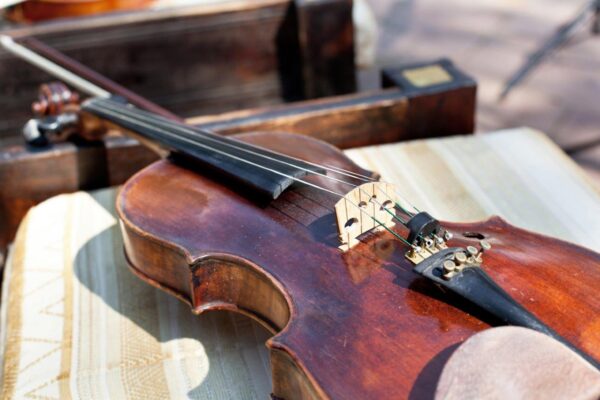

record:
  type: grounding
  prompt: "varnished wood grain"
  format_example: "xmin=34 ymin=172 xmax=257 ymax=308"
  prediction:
xmin=189 ymin=89 xmax=411 ymax=149
xmin=0 ymin=0 xmax=356 ymax=140
xmin=0 ymin=67 xmax=476 ymax=257
xmin=6 ymin=0 xmax=152 ymax=23
xmin=118 ymin=131 xmax=600 ymax=399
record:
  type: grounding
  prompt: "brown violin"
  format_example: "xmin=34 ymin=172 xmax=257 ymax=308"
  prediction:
xmin=4 ymin=0 xmax=152 ymax=22
xmin=6 ymin=37 xmax=600 ymax=399
xmin=102 ymin=101 xmax=600 ymax=399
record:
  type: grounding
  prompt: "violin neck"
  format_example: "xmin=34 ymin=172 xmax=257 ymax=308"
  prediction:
xmin=81 ymin=97 xmax=323 ymax=200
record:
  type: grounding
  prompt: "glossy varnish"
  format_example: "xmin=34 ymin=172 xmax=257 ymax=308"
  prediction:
xmin=118 ymin=132 xmax=600 ymax=399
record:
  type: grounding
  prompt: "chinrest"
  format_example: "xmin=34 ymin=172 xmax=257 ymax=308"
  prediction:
xmin=435 ymin=326 xmax=600 ymax=400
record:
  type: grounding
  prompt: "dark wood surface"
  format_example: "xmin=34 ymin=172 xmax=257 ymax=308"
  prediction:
xmin=18 ymin=37 xmax=182 ymax=121
xmin=382 ymin=58 xmax=477 ymax=142
xmin=192 ymin=86 xmax=474 ymax=149
xmin=294 ymin=0 xmax=355 ymax=99
xmin=6 ymin=0 xmax=152 ymax=23
xmin=118 ymin=131 xmax=600 ymax=399
xmin=0 ymin=60 xmax=476 ymax=258
xmin=0 ymin=137 xmax=159 ymax=254
xmin=190 ymin=88 xmax=411 ymax=149
xmin=0 ymin=0 xmax=356 ymax=139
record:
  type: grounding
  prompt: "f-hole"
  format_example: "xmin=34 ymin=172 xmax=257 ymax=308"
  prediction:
xmin=345 ymin=218 xmax=359 ymax=231
xmin=463 ymin=232 xmax=486 ymax=240
xmin=380 ymin=200 xmax=393 ymax=211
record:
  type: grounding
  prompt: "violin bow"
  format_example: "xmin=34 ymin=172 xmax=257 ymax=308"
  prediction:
xmin=0 ymin=34 xmax=181 ymax=121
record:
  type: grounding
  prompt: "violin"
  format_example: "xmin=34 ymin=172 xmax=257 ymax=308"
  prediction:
xmin=5 ymin=36 xmax=600 ymax=399
xmin=4 ymin=0 xmax=153 ymax=23
xmin=93 ymin=99 xmax=600 ymax=398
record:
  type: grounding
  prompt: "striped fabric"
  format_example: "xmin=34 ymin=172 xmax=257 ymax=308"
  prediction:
xmin=346 ymin=128 xmax=600 ymax=250
xmin=0 ymin=190 xmax=272 ymax=399
xmin=1 ymin=128 xmax=600 ymax=399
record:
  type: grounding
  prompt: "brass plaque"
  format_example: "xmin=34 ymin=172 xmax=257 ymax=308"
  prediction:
xmin=402 ymin=65 xmax=452 ymax=87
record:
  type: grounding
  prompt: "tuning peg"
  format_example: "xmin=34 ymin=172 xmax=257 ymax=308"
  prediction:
xmin=479 ymin=240 xmax=492 ymax=252
xmin=22 ymin=112 xmax=79 ymax=147
xmin=466 ymin=246 xmax=478 ymax=257
xmin=442 ymin=260 xmax=458 ymax=280
xmin=454 ymin=251 xmax=467 ymax=264
xmin=474 ymin=240 xmax=492 ymax=261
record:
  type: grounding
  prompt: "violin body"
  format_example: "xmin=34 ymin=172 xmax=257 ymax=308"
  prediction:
xmin=6 ymin=0 xmax=152 ymax=22
xmin=117 ymin=131 xmax=600 ymax=399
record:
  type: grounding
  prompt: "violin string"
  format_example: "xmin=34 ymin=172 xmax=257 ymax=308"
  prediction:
xmin=108 ymin=100 xmax=373 ymax=182
xmin=97 ymin=98 xmax=416 ymax=214
xmin=95 ymin=98 xmax=417 ymax=223
xmin=322 ymin=163 xmax=417 ymax=216
xmin=326 ymin=164 xmax=418 ymax=216
xmin=323 ymin=161 xmax=417 ymax=216
xmin=94 ymin=99 xmax=414 ymax=225
xmin=1 ymin=34 xmax=416 ymax=227
xmin=93 ymin=100 xmax=412 ymax=227
xmin=96 ymin=98 xmax=419 ymax=222
xmin=97 ymin=99 xmax=416 ymax=224
xmin=89 ymin=101 xmax=414 ymax=247
xmin=325 ymin=161 xmax=417 ymax=218
xmin=321 ymin=163 xmax=374 ymax=181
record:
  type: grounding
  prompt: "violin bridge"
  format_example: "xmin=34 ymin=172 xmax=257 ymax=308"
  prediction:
xmin=335 ymin=182 xmax=398 ymax=251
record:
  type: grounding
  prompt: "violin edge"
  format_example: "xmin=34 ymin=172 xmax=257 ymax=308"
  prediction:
xmin=119 ymin=200 xmax=331 ymax=400
xmin=116 ymin=131 xmax=600 ymax=398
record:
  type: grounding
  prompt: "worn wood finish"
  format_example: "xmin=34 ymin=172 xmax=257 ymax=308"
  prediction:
xmin=190 ymin=89 xmax=411 ymax=149
xmin=382 ymin=58 xmax=477 ymax=139
xmin=6 ymin=0 xmax=153 ymax=22
xmin=0 ymin=0 xmax=356 ymax=139
xmin=119 ymin=131 xmax=600 ymax=399
xmin=0 ymin=137 xmax=158 ymax=254
xmin=0 ymin=63 xmax=476 ymax=257
xmin=294 ymin=0 xmax=355 ymax=99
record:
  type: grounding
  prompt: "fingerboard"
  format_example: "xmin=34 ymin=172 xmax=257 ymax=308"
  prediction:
xmin=82 ymin=97 xmax=324 ymax=200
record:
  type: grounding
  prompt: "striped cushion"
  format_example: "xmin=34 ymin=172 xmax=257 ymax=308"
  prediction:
xmin=345 ymin=128 xmax=600 ymax=249
xmin=2 ymin=128 xmax=599 ymax=399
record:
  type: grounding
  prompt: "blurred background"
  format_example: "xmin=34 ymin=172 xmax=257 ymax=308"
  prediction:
xmin=1 ymin=0 xmax=599 ymax=183
xmin=364 ymin=0 xmax=600 ymax=185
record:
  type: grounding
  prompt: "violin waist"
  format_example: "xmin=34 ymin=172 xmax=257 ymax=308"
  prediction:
xmin=117 ymin=131 xmax=600 ymax=399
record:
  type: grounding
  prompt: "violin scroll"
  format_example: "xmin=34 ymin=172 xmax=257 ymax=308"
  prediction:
xmin=22 ymin=82 xmax=114 ymax=146
xmin=32 ymin=81 xmax=80 ymax=117
xmin=22 ymin=82 xmax=81 ymax=146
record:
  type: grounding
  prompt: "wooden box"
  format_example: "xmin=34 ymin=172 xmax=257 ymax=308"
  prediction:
xmin=0 ymin=0 xmax=355 ymax=140
xmin=0 ymin=58 xmax=476 ymax=261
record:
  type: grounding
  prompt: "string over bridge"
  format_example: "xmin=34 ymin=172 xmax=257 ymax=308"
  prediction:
xmin=335 ymin=182 xmax=398 ymax=251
